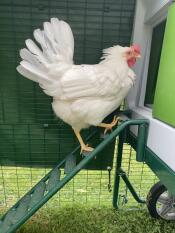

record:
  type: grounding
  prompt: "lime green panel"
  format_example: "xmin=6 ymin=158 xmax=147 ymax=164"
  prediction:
xmin=153 ymin=3 xmax=175 ymax=127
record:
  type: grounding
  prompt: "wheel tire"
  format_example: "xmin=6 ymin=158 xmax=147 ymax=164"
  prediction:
xmin=147 ymin=181 xmax=167 ymax=219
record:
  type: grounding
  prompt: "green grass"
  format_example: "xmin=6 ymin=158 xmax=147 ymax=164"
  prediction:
xmin=0 ymin=206 xmax=173 ymax=233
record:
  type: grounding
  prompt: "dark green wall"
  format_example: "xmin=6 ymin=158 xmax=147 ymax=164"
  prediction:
xmin=144 ymin=20 xmax=166 ymax=106
xmin=0 ymin=0 xmax=136 ymax=168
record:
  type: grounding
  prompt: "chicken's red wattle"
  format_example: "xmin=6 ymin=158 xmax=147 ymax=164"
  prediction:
xmin=127 ymin=57 xmax=136 ymax=67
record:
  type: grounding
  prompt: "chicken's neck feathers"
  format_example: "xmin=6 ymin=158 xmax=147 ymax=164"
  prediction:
xmin=99 ymin=45 xmax=128 ymax=71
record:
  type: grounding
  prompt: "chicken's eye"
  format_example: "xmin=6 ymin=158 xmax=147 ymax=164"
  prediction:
xmin=126 ymin=51 xmax=131 ymax=56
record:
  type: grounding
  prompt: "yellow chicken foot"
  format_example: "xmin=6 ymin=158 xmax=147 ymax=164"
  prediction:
xmin=73 ymin=129 xmax=94 ymax=154
xmin=98 ymin=116 xmax=120 ymax=134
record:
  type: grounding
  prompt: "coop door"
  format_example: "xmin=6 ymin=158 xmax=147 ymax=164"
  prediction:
xmin=153 ymin=3 xmax=175 ymax=127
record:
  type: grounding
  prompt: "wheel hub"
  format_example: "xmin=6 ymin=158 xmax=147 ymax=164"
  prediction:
xmin=156 ymin=191 xmax=175 ymax=220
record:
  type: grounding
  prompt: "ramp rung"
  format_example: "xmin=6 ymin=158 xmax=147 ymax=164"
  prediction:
xmin=64 ymin=153 xmax=76 ymax=174
xmin=47 ymin=168 xmax=61 ymax=191
xmin=0 ymin=209 xmax=16 ymax=233
xmin=11 ymin=195 xmax=31 ymax=224
xmin=29 ymin=182 xmax=46 ymax=209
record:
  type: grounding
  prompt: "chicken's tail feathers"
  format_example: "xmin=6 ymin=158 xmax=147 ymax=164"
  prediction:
xmin=17 ymin=18 xmax=74 ymax=96
xmin=33 ymin=18 xmax=74 ymax=64
xmin=16 ymin=61 xmax=51 ymax=85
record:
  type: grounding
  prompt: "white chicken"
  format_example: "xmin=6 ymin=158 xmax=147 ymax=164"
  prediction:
xmin=17 ymin=18 xmax=141 ymax=154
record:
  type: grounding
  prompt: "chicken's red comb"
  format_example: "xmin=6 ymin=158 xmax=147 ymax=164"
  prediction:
xmin=131 ymin=44 xmax=141 ymax=54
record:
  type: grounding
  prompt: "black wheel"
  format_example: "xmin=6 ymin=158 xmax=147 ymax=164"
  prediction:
xmin=147 ymin=181 xmax=175 ymax=220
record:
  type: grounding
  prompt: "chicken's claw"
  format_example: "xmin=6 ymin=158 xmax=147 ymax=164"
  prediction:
xmin=103 ymin=116 xmax=120 ymax=135
xmin=80 ymin=144 xmax=94 ymax=155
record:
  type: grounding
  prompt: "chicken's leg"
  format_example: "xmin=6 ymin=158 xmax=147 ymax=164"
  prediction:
xmin=98 ymin=116 xmax=120 ymax=134
xmin=73 ymin=129 xmax=94 ymax=154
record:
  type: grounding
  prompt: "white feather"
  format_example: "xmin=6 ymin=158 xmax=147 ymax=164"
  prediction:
xmin=25 ymin=39 xmax=49 ymax=64
xmin=33 ymin=29 xmax=47 ymax=51
xmin=20 ymin=48 xmax=47 ymax=72
xmin=18 ymin=61 xmax=51 ymax=84
xmin=51 ymin=18 xmax=74 ymax=62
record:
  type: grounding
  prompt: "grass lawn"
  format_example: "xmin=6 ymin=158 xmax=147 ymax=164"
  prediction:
xmin=0 ymin=206 xmax=173 ymax=233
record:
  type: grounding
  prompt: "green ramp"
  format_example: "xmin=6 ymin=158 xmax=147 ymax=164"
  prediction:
xmin=0 ymin=114 xmax=148 ymax=233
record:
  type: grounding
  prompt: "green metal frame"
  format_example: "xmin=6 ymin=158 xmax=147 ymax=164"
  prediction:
xmin=112 ymin=120 xmax=149 ymax=208
xmin=113 ymin=117 xmax=175 ymax=208
xmin=0 ymin=114 xmax=149 ymax=233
